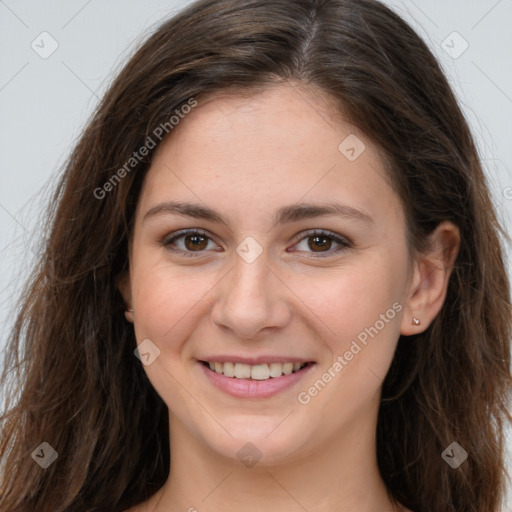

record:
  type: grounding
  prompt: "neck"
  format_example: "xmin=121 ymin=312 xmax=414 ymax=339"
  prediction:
xmin=151 ymin=393 xmax=400 ymax=512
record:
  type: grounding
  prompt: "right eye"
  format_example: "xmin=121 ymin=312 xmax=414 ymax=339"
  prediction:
xmin=162 ymin=229 xmax=221 ymax=257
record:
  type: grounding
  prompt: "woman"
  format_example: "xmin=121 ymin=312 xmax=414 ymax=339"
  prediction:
xmin=0 ymin=0 xmax=510 ymax=511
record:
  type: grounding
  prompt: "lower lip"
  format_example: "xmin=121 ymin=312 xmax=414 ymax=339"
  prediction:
xmin=198 ymin=362 xmax=316 ymax=398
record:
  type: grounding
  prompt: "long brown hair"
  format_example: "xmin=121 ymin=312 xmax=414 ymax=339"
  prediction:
xmin=1 ymin=0 xmax=510 ymax=510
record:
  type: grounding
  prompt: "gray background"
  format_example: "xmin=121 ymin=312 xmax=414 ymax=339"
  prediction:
xmin=0 ymin=0 xmax=511 ymax=508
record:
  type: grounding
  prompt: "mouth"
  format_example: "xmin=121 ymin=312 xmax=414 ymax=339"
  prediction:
xmin=198 ymin=359 xmax=316 ymax=398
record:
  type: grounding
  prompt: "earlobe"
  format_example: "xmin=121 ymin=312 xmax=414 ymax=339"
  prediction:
xmin=400 ymin=221 xmax=460 ymax=336
xmin=124 ymin=308 xmax=134 ymax=323
xmin=117 ymin=272 xmax=134 ymax=323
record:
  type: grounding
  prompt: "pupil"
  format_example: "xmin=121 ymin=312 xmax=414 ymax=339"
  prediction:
xmin=309 ymin=235 xmax=331 ymax=252
xmin=186 ymin=235 xmax=207 ymax=250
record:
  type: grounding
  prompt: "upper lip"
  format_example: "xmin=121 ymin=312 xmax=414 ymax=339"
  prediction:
xmin=198 ymin=355 xmax=315 ymax=365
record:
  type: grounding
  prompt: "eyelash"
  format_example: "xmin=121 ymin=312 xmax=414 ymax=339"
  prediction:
xmin=161 ymin=229 xmax=352 ymax=258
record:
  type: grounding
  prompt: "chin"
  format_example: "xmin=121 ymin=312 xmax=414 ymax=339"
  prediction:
xmin=198 ymin=417 xmax=312 ymax=467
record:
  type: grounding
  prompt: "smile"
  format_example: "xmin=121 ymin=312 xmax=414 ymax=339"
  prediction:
xmin=198 ymin=359 xmax=316 ymax=398
xmin=202 ymin=361 xmax=308 ymax=380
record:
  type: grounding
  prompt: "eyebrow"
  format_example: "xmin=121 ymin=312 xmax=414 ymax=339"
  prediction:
xmin=143 ymin=200 xmax=373 ymax=226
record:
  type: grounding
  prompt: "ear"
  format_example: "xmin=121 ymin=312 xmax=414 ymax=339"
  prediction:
xmin=118 ymin=271 xmax=134 ymax=323
xmin=400 ymin=221 xmax=460 ymax=335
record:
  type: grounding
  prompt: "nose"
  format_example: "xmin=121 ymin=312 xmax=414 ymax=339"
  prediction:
xmin=211 ymin=254 xmax=292 ymax=339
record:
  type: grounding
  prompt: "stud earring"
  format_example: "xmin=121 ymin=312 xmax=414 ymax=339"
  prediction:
xmin=412 ymin=317 xmax=420 ymax=326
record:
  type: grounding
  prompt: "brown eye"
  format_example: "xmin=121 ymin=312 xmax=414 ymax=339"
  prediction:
xmin=291 ymin=230 xmax=351 ymax=258
xmin=308 ymin=235 xmax=332 ymax=252
xmin=163 ymin=229 xmax=217 ymax=257
xmin=184 ymin=233 xmax=208 ymax=251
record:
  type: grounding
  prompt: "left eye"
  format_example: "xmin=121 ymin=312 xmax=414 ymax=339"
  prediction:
xmin=290 ymin=230 xmax=351 ymax=257
xmin=162 ymin=229 xmax=351 ymax=257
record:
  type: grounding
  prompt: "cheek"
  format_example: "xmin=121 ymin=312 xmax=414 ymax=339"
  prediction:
xmin=326 ymin=261 xmax=405 ymax=390
xmin=298 ymin=254 xmax=406 ymax=409
xmin=130 ymin=260 xmax=218 ymax=348
xmin=129 ymin=262 xmax=218 ymax=414
xmin=296 ymin=259 xmax=403 ymax=349
xmin=296 ymin=267 xmax=404 ymax=421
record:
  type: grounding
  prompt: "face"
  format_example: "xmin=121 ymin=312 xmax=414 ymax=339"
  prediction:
xmin=122 ymin=83 xmax=415 ymax=465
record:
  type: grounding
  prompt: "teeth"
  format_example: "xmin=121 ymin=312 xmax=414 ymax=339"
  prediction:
xmin=282 ymin=362 xmax=293 ymax=375
xmin=234 ymin=363 xmax=251 ymax=379
xmin=206 ymin=361 xmax=307 ymax=380
xmin=223 ymin=361 xmax=235 ymax=377
xmin=269 ymin=362 xmax=283 ymax=377
xmin=251 ymin=364 xmax=270 ymax=380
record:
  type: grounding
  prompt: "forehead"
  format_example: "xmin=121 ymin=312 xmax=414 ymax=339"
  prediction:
xmin=138 ymin=83 xmax=402 ymax=229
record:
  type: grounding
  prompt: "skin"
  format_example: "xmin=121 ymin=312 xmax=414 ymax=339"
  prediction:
xmin=121 ymin=82 xmax=460 ymax=512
